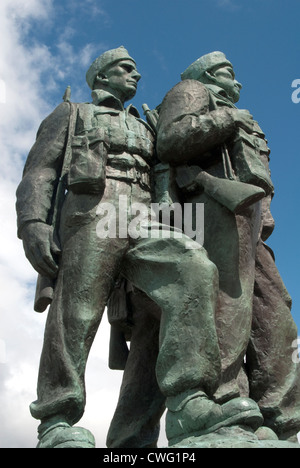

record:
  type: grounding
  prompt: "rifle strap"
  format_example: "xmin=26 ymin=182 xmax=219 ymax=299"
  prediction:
xmin=51 ymin=102 xmax=78 ymax=227
xmin=61 ymin=102 xmax=78 ymax=178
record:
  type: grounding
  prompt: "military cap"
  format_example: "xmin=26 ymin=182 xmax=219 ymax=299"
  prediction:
xmin=181 ymin=51 xmax=232 ymax=81
xmin=86 ymin=46 xmax=136 ymax=89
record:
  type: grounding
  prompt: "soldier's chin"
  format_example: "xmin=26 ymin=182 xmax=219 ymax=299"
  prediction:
xmin=125 ymin=88 xmax=137 ymax=101
xmin=232 ymin=89 xmax=240 ymax=103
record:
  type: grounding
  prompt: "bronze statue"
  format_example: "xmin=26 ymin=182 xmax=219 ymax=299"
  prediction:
xmin=16 ymin=47 xmax=300 ymax=448
xmin=17 ymin=47 xmax=262 ymax=449
xmin=156 ymin=51 xmax=300 ymax=444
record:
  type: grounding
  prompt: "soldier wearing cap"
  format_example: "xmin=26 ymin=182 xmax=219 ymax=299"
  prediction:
xmin=157 ymin=51 xmax=300 ymax=442
xmin=18 ymin=47 xmax=263 ymax=448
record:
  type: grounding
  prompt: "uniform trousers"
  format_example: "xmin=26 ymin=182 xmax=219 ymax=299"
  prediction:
xmin=247 ymin=240 xmax=300 ymax=440
xmin=30 ymin=177 xmax=220 ymax=427
xmin=189 ymin=191 xmax=300 ymax=439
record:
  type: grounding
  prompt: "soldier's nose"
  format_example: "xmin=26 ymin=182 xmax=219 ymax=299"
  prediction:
xmin=133 ymin=71 xmax=141 ymax=82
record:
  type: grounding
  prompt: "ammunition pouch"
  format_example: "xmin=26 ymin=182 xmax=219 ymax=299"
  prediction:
xmin=68 ymin=128 xmax=109 ymax=195
xmin=228 ymin=127 xmax=274 ymax=195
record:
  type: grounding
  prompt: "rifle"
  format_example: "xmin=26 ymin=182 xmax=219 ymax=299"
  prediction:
xmin=142 ymin=103 xmax=159 ymax=133
xmin=34 ymin=88 xmax=77 ymax=312
xmin=176 ymin=165 xmax=265 ymax=214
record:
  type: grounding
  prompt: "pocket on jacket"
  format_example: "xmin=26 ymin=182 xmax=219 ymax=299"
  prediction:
xmin=68 ymin=129 xmax=108 ymax=195
xmin=229 ymin=128 xmax=274 ymax=195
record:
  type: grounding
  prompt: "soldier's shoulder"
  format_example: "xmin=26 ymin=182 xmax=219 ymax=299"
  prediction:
xmin=48 ymin=101 xmax=72 ymax=119
xmin=165 ymin=79 xmax=208 ymax=99
xmin=35 ymin=103 xmax=68 ymax=139
xmin=42 ymin=101 xmax=92 ymax=121
xmin=160 ymin=80 xmax=209 ymax=112
xmin=159 ymin=80 xmax=209 ymax=118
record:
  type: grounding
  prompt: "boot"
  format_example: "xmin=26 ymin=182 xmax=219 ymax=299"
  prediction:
xmin=166 ymin=389 xmax=263 ymax=445
xmin=37 ymin=421 xmax=95 ymax=448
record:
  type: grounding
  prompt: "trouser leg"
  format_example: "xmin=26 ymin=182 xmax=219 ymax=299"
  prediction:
xmin=123 ymin=233 xmax=221 ymax=399
xmin=30 ymin=183 xmax=130 ymax=427
xmin=247 ymin=240 xmax=300 ymax=441
xmin=107 ymin=289 xmax=165 ymax=448
xmin=30 ymin=227 xmax=127 ymax=426
xmin=108 ymin=235 xmax=220 ymax=447
xmin=189 ymin=194 xmax=261 ymax=402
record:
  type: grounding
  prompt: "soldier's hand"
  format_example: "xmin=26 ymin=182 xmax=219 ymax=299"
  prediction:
xmin=232 ymin=109 xmax=254 ymax=134
xmin=21 ymin=222 xmax=61 ymax=278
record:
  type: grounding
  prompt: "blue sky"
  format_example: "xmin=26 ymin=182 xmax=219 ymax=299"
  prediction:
xmin=0 ymin=0 xmax=299 ymax=448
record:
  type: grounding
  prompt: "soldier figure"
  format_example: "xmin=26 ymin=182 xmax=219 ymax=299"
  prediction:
xmin=157 ymin=51 xmax=300 ymax=442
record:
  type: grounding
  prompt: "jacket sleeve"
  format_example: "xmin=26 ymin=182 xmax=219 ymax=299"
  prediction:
xmin=16 ymin=102 xmax=70 ymax=238
xmin=156 ymin=80 xmax=237 ymax=165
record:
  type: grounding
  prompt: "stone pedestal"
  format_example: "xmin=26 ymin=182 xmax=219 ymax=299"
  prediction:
xmin=169 ymin=426 xmax=300 ymax=449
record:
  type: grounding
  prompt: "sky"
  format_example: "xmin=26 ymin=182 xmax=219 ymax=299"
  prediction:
xmin=0 ymin=0 xmax=299 ymax=449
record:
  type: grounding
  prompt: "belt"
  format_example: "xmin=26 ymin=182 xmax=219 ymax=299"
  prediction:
xmin=106 ymin=152 xmax=151 ymax=190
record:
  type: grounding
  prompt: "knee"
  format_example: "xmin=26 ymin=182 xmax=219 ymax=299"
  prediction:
xmin=181 ymin=248 xmax=219 ymax=286
xmin=190 ymin=247 xmax=217 ymax=272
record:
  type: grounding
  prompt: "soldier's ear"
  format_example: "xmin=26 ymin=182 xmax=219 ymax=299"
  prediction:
xmin=95 ymin=72 xmax=109 ymax=86
xmin=204 ymin=70 xmax=217 ymax=83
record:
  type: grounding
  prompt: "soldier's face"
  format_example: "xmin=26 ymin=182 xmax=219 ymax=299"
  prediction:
xmin=212 ymin=65 xmax=242 ymax=103
xmin=105 ymin=60 xmax=141 ymax=102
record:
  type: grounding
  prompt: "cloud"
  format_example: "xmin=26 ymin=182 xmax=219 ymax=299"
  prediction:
xmin=5 ymin=0 xmax=54 ymax=23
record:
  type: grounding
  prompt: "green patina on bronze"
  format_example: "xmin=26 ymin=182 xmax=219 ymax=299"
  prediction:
xmin=16 ymin=48 xmax=300 ymax=448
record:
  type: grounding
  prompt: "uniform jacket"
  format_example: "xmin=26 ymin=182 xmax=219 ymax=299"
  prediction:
xmin=156 ymin=79 xmax=275 ymax=239
xmin=16 ymin=90 xmax=155 ymax=238
xmin=156 ymin=79 xmax=273 ymax=195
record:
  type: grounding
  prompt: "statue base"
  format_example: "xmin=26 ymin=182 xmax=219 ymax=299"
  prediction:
xmin=168 ymin=426 xmax=300 ymax=449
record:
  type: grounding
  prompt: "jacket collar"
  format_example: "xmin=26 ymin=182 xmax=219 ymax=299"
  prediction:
xmin=91 ymin=89 xmax=140 ymax=116
xmin=205 ymin=84 xmax=237 ymax=109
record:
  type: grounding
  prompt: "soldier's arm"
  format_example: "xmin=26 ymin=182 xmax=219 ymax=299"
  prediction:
xmin=16 ymin=102 xmax=70 ymax=235
xmin=16 ymin=102 xmax=70 ymax=277
xmin=156 ymin=80 xmax=252 ymax=165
